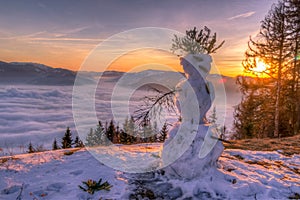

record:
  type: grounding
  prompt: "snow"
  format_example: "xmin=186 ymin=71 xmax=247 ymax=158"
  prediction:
xmin=0 ymin=149 xmax=127 ymax=200
xmin=0 ymin=146 xmax=299 ymax=199
xmin=162 ymin=54 xmax=224 ymax=179
xmin=2 ymin=58 xmax=295 ymax=199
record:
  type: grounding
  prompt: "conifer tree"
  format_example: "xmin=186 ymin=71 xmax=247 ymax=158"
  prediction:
xmin=285 ymin=0 xmax=300 ymax=135
xmin=113 ymin=125 xmax=120 ymax=144
xmin=123 ymin=116 xmax=137 ymax=144
xmin=62 ymin=127 xmax=73 ymax=149
xmin=159 ymin=122 xmax=168 ymax=142
xmin=235 ymin=0 xmax=300 ymax=138
xmin=74 ymin=136 xmax=84 ymax=148
xmin=106 ymin=120 xmax=116 ymax=143
xmin=85 ymin=128 xmax=95 ymax=146
xmin=52 ymin=138 xmax=59 ymax=150
xmin=95 ymin=121 xmax=106 ymax=145
xmin=208 ymin=106 xmax=217 ymax=125
xmin=85 ymin=121 xmax=106 ymax=146
xmin=27 ymin=142 xmax=35 ymax=153
xmin=119 ymin=129 xmax=128 ymax=144
xmin=140 ymin=121 xmax=153 ymax=143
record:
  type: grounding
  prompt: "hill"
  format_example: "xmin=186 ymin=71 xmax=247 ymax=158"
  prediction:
xmin=0 ymin=61 xmax=94 ymax=85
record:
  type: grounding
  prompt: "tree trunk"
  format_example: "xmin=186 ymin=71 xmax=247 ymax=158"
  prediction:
xmin=274 ymin=12 xmax=285 ymax=138
xmin=274 ymin=79 xmax=281 ymax=138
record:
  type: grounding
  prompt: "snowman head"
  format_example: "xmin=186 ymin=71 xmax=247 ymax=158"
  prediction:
xmin=180 ymin=54 xmax=212 ymax=79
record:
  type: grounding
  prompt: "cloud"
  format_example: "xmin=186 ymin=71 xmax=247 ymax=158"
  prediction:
xmin=0 ymin=85 xmax=113 ymax=152
xmin=227 ymin=11 xmax=255 ymax=20
xmin=0 ymin=26 xmax=94 ymax=43
xmin=0 ymin=31 xmax=46 ymax=40
xmin=28 ymin=37 xmax=101 ymax=42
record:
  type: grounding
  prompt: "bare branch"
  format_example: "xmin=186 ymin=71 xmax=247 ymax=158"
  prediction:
xmin=133 ymin=87 xmax=177 ymax=126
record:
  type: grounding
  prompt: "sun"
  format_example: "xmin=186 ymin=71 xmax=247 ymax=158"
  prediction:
xmin=254 ymin=60 xmax=267 ymax=73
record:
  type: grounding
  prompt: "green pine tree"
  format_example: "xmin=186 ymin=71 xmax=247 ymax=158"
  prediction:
xmin=74 ymin=136 xmax=84 ymax=148
xmin=85 ymin=128 xmax=95 ymax=146
xmin=113 ymin=125 xmax=120 ymax=143
xmin=119 ymin=130 xmax=128 ymax=144
xmin=106 ymin=120 xmax=116 ymax=143
xmin=52 ymin=138 xmax=59 ymax=150
xmin=159 ymin=122 xmax=168 ymax=142
xmin=123 ymin=116 xmax=137 ymax=144
xmin=85 ymin=121 xmax=106 ymax=146
xmin=62 ymin=127 xmax=73 ymax=149
xmin=208 ymin=106 xmax=217 ymax=125
xmin=27 ymin=142 xmax=35 ymax=153
xmin=141 ymin=121 xmax=153 ymax=143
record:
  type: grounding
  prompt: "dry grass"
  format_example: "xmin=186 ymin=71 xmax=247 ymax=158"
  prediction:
xmin=224 ymin=134 xmax=300 ymax=155
xmin=0 ymin=156 xmax=19 ymax=164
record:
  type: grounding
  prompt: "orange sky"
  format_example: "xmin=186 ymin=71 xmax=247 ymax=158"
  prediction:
xmin=0 ymin=31 xmax=247 ymax=77
xmin=0 ymin=0 xmax=277 ymax=77
xmin=103 ymin=49 xmax=240 ymax=76
xmin=0 ymin=34 xmax=251 ymax=77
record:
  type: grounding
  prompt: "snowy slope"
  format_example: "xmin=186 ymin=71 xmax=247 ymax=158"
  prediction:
xmin=0 ymin=146 xmax=299 ymax=200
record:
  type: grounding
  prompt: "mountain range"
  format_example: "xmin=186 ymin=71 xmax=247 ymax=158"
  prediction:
xmin=0 ymin=61 xmax=240 ymax=97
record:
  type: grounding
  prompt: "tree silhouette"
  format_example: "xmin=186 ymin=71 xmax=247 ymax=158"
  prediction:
xmin=62 ymin=127 xmax=73 ymax=149
xmin=74 ymin=136 xmax=84 ymax=148
xmin=159 ymin=122 xmax=168 ymax=142
xmin=171 ymin=26 xmax=225 ymax=55
xmin=52 ymin=138 xmax=59 ymax=150
xmin=27 ymin=142 xmax=35 ymax=153
xmin=235 ymin=0 xmax=300 ymax=138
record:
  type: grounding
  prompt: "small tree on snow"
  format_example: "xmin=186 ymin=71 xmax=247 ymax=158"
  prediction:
xmin=159 ymin=122 xmax=168 ymax=142
xmin=74 ymin=136 xmax=84 ymax=148
xmin=85 ymin=121 xmax=106 ymax=146
xmin=62 ymin=127 xmax=73 ymax=149
xmin=27 ymin=142 xmax=35 ymax=153
xmin=119 ymin=129 xmax=128 ymax=144
xmin=123 ymin=116 xmax=137 ymax=144
xmin=106 ymin=120 xmax=116 ymax=143
xmin=208 ymin=106 xmax=228 ymax=139
xmin=52 ymin=138 xmax=59 ymax=150
xmin=208 ymin=106 xmax=218 ymax=125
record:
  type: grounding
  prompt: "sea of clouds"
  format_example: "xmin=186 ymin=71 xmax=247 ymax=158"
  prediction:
xmin=0 ymin=79 xmax=238 ymax=155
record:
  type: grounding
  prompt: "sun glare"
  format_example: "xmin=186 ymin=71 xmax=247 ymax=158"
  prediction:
xmin=254 ymin=60 xmax=267 ymax=73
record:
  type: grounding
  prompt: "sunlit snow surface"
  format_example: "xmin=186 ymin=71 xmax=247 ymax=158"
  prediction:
xmin=0 ymin=146 xmax=299 ymax=199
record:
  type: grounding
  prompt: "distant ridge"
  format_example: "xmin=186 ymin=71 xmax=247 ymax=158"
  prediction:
xmin=0 ymin=61 xmax=239 ymax=96
xmin=0 ymin=61 xmax=94 ymax=85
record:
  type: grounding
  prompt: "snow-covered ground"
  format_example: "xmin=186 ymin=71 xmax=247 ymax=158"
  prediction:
xmin=1 ymin=145 xmax=299 ymax=200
